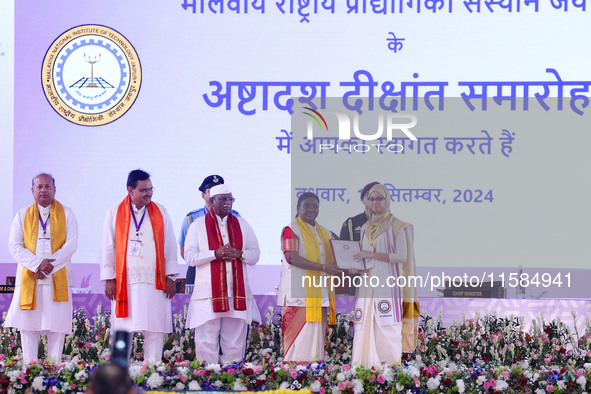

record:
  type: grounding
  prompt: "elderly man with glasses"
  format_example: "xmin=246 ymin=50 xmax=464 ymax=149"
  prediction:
xmin=183 ymin=184 xmax=261 ymax=364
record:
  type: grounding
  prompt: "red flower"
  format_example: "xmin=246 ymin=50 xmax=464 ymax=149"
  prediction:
xmin=517 ymin=355 xmax=522 ymax=361
xmin=482 ymin=355 xmax=489 ymax=362
xmin=560 ymin=348 xmax=566 ymax=354
xmin=482 ymin=334 xmax=487 ymax=340
xmin=77 ymin=341 xmax=84 ymax=348
xmin=545 ymin=326 xmax=552 ymax=334
xmin=453 ymin=340 xmax=459 ymax=347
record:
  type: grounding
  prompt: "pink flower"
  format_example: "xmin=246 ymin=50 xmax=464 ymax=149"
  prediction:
xmin=338 ymin=382 xmax=347 ymax=390
xmin=502 ymin=371 xmax=510 ymax=379
xmin=414 ymin=377 xmax=420 ymax=387
xmin=290 ymin=369 xmax=298 ymax=378
xmin=228 ymin=368 xmax=236 ymax=375
xmin=104 ymin=355 xmax=111 ymax=360
xmin=342 ymin=364 xmax=350 ymax=371
xmin=48 ymin=388 xmax=54 ymax=394
xmin=455 ymin=354 xmax=461 ymax=359
xmin=468 ymin=353 xmax=474 ymax=360
xmin=547 ymin=385 xmax=554 ymax=392
xmin=254 ymin=365 xmax=263 ymax=374
xmin=319 ymin=388 xmax=326 ymax=394
xmin=10 ymin=342 xmax=15 ymax=347
xmin=484 ymin=382 xmax=491 ymax=390
xmin=377 ymin=375 xmax=385 ymax=384
xmin=180 ymin=375 xmax=187 ymax=382
xmin=18 ymin=374 xmax=24 ymax=379
xmin=490 ymin=379 xmax=496 ymax=387
xmin=85 ymin=343 xmax=92 ymax=348
xmin=369 ymin=376 xmax=376 ymax=383
xmin=20 ymin=378 xmax=26 ymax=384
xmin=187 ymin=348 xmax=192 ymax=354
xmin=71 ymin=384 xmax=77 ymax=389
xmin=196 ymin=369 xmax=206 ymax=377
xmin=544 ymin=358 xmax=551 ymax=364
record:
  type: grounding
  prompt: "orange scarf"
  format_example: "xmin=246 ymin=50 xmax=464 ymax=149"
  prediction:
xmin=114 ymin=195 xmax=167 ymax=317
xmin=21 ymin=201 xmax=68 ymax=310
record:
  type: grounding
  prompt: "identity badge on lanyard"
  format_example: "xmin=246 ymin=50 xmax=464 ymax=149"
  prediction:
xmin=38 ymin=212 xmax=52 ymax=254
xmin=129 ymin=203 xmax=146 ymax=257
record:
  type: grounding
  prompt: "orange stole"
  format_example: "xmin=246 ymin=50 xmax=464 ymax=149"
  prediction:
xmin=21 ymin=201 xmax=69 ymax=310
xmin=114 ymin=195 xmax=167 ymax=318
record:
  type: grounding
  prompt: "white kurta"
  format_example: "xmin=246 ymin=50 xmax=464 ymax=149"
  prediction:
xmin=352 ymin=225 xmax=407 ymax=367
xmin=5 ymin=203 xmax=77 ymax=334
xmin=100 ymin=201 xmax=179 ymax=333
xmin=184 ymin=214 xmax=261 ymax=328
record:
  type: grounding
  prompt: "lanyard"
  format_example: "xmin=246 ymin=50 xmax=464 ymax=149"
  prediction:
xmin=131 ymin=202 xmax=147 ymax=237
xmin=39 ymin=211 xmax=50 ymax=236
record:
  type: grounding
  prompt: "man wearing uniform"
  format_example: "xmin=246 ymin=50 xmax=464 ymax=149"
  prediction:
xmin=178 ymin=175 xmax=239 ymax=285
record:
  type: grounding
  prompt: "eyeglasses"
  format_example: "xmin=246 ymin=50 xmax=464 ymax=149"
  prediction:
xmin=138 ymin=187 xmax=154 ymax=194
xmin=216 ymin=197 xmax=235 ymax=203
xmin=368 ymin=197 xmax=386 ymax=202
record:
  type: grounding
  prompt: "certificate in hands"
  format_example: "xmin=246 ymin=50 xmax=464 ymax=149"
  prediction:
xmin=330 ymin=240 xmax=366 ymax=270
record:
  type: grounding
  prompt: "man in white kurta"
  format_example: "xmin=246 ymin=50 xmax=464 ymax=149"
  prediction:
xmin=100 ymin=170 xmax=179 ymax=363
xmin=5 ymin=173 xmax=77 ymax=364
xmin=184 ymin=184 xmax=261 ymax=364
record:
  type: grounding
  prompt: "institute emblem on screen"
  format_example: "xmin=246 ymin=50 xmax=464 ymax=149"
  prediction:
xmin=41 ymin=25 xmax=141 ymax=126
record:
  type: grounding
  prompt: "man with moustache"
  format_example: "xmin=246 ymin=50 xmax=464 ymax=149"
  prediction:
xmin=178 ymin=175 xmax=240 ymax=286
xmin=184 ymin=184 xmax=260 ymax=364
xmin=5 ymin=173 xmax=78 ymax=364
xmin=100 ymin=169 xmax=179 ymax=362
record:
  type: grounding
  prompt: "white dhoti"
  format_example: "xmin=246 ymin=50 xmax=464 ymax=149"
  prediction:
xmin=5 ymin=284 xmax=73 ymax=364
xmin=110 ymin=283 xmax=172 ymax=363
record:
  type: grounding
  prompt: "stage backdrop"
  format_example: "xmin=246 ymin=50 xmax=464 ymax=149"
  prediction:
xmin=1 ymin=0 xmax=590 ymax=296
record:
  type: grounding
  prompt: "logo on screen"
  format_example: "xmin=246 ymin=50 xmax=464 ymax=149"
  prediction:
xmin=41 ymin=25 xmax=142 ymax=126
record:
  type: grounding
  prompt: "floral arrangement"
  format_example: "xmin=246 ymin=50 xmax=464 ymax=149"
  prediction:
xmin=1 ymin=307 xmax=591 ymax=393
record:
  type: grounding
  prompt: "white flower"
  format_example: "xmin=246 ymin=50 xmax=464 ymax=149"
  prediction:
xmin=32 ymin=376 xmax=46 ymax=391
xmin=405 ymin=365 xmax=420 ymax=378
xmin=396 ymin=383 xmax=404 ymax=392
xmin=455 ymin=379 xmax=465 ymax=393
xmin=232 ymin=381 xmax=248 ymax=391
xmin=214 ymin=380 xmax=223 ymax=388
xmin=585 ymin=363 xmax=591 ymax=371
xmin=535 ymin=389 xmax=545 ymax=394
xmin=175 ymin=382 xmax=185 ymax=390
xmin=476 ymin=375 xmax=486 ymax=385
xmin=352 ymin=379 xmax=363 ymax=394
xmin=188 ymin=380 xmax=201 ymax=391
xmin=578 ymin=376 xmax=587 ymax=387
xmin=557 ymin=381 xmax=566 ymax=390
xmin=146 ymin=372 xmax=164 ymax=388
xmin=7 ymin=370 xmax=19 ymax=382
xmin=309 ymin=381 xmax=321 ymax=392
xmin=156 ymin=363 xmax=167 ymax=373
xmin=128 ymin=365 xmax=143 ymax=380
xmin=496 ymin=380 xmax=509 ymax=391
xmin=163 ymin=349 xmax=173 ymax=359
xmin=74 ymin=370 xmax=88 ymax=381
xmin=279 ymin=382 xmax=290 ymax=390
xmin=206 ymin=363 xmax=221 ymax=372
xmin=427 ymin=377 xmax=440 ymax=390
xmin=51 ymin=387 xmax=61 ymax=393
xmin=177 ymin=366 xmax=189 ymax=376
xmin=337 ymin=373 xmax=346 ymax=381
